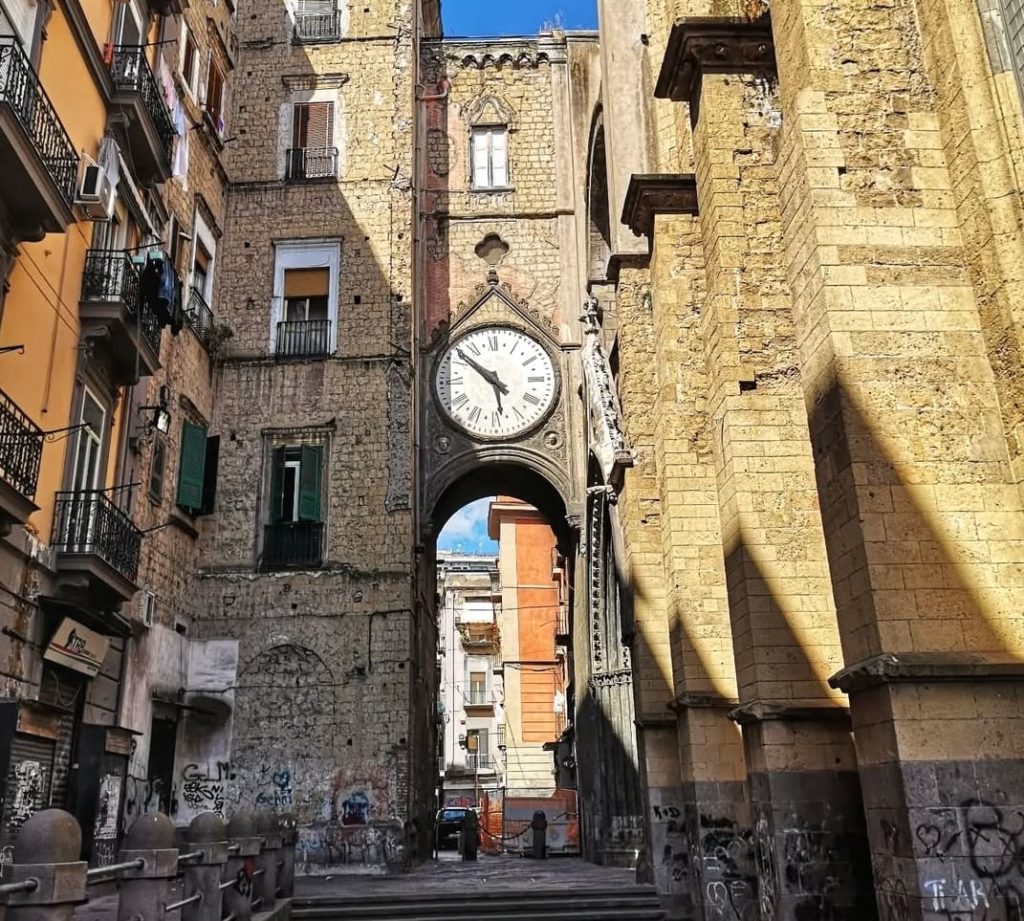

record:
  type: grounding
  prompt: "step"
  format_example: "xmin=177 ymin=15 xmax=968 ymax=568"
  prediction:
xmin=294 ymin=909 xmax=665 ymax=921
xmin=293 ymin=887 xmax=660 ymax=907
xmin=294 ymin=898 xmax=662 ymax=917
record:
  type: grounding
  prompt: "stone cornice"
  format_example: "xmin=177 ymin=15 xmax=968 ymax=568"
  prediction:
xmin=729 ymin=701 xmax=851 ymax=727
xmin=654 ymin=16 xmax=776 ymax=120
xmin=621 ymin=173 xmax=699 ymax=242
xmin=830 ymin=652 xmax=1024 ymax=693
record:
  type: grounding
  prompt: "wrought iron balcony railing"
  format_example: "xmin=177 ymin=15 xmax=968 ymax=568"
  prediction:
xmin=52 ymin=490 xmax=142 ymax=583
xmin=293 ymin=9 xmax=341 ymax=42
xmin=466 ymin=689 xmax=492 ymax=706
xmin=0 ymin=388 xmax=42 ymax=501
xmin=186 ymin=287 xmax=215 ymax=349
xmin=285 ymin=146 xmax=338 ymax=181
xmin=108 ymin=45 xmax=175 ymax=162
xmin=0 ymin=38 xmax=77 ymax=205
xmin=261 ymin=521 xmax=324 ymax=569
xmin=467 ymin=753 xmax=494 ymax=770
xmin=81 ymin=249 xmax=164 ymax=357
xmin=275 ymin=318 xmax=331 ymax=358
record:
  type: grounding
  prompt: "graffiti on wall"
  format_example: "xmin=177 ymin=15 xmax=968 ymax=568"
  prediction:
xmin=93 ymin=773 xmax=122 ymax=840
xmin=180 ymin=762 xmax=230 ymax=818
xmin=697 ymin=813 xmax=757 ymax=921
xmin=649 ymin=799 xmax=690 ymax=897
xmin=254 ymin=764 xmax=294 ymax=809
xmin=8 ymin=761 xmax=46 ymax=836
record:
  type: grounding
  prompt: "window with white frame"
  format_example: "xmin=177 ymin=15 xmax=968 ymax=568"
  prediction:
xmin=180 ymin=25 xmax=200 ymax=96
xmin=471 ymin=126 xmax=508 ymax=189
xmin=271 ymin=240 xmax=340 ymax=358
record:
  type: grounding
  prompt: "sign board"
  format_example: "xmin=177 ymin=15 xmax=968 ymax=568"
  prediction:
xmin=43 ymin=618 xmax=109 ymax=677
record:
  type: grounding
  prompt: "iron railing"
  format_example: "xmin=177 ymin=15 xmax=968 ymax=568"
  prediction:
xmin=275 ymin=318 xmax=331 ymax=358
xmin=81 ymin=249 xmax=164 ymax=357
xmin=108 ymin=45 xmax=175 ymax=163
xmin=0 ymin=38 xmax=77 ymax=205
xmin=466 ymin=689 xmax=492 ymax=706
xmin=0 ymin=388 xmax=42 ymax=501
xmin=285 ymin=146 xmax=338 ymax=181
xmin=52 ymin=490 xmax=142 ymax=583
xmin=293 ymin=9 xmax=341 ymax=41
xmin=467 ymin=753 xmax=494 ymax=770
xmin=186 ymin=287 xmax=215 ymax=349
xmin=261 ymin=521 xmax=324 ymax=569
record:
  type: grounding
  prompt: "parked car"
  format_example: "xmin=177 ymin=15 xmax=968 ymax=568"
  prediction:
xmin=435 ymin=807 xmax=476 ymax=849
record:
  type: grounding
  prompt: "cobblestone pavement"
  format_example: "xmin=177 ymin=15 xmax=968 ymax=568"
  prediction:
xmin=295 ymin=853 xmax=643 ymax=898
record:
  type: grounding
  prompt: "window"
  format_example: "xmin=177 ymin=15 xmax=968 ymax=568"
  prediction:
xmin=176 ymin=422 xmax=218 ymax=515
xmin=149 ymin=435 xmax=167 ymax=503
xmin=468 ymin=671 xmax=487 ymax=705
xmin=180 ymin=27 xmax=199 ymax=95
xmin=287 ymin=102 xmax=336 ymax=180
xmin=262 ymin=442 xmax=325 ymax=569
xmin=471 ymin=126 xmax=508 ymax=189
xmin=271 ymin=241 xmax=339 ymax=357
xmin=205 ymin=58 xmax=226 ymax=132
xmin=294 ymin=0 xmax=340 ymax=42
xmin=192 ymin=241 xmax=211 ymax=299
xmin=71 ymin=389 xmax=106 ymax=493
xmin=467 ymin=729 xmax=489 ymax=768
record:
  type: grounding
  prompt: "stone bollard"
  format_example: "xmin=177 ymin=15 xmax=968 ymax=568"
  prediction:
xmin=182 ymin=813 xmax=228 ymax=921
xmin=253 ymin=814 xmax=281 ymax=912
xmin=277 ymin=814 xmax=298 ymax=899
xmin=460 ymin=810 xmax=479 ymax=862
xmin=531 ymin=810 xmax=548 ymax=860
xmin=117 ymin=812 xmax=179 ymax=921
xmin=223 ymin=813 xmax=261 ymax=921
xmin=3 ymin=809 xmax=86 ymax=921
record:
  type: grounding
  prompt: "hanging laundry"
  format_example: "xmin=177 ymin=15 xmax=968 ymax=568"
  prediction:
xmin=140 ymin=251 xmax=180 ymax=331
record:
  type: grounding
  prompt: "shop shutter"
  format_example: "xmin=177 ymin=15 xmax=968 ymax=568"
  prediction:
xmin=0 ymin=735 xmax=55 ymax=848
xmin=176 ymin=422 xmax=208 ymax=511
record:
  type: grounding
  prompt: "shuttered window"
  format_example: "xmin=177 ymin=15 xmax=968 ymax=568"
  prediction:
xmin=471 ymin=126 xmax=509 ymax=189
xmin=176 ymin=422 xmax=208 ymax=512
xmin=269 ymin=444 xmax=324 ymax=523
xmin=293 ymin=102 xmax=334 ymax=149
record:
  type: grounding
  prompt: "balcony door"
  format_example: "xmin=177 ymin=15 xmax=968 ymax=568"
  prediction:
xmin=64 ymin=390 xmax=106 ymax=550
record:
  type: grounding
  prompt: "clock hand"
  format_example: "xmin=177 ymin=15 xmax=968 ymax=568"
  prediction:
xmin=491 ymin=383 xmax=504 ymax=414
xmin=457 ymin=348 xmax=510 ymax=395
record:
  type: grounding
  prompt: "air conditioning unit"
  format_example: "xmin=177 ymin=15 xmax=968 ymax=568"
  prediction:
xmin=138 ymin=590 xmax=156 ymax=628
xmin=76 ymin=162 xmax=115 ymax=221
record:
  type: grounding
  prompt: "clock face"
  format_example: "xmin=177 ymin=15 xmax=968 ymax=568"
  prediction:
xmin=435 ymin=327 xmax=558 ymax=439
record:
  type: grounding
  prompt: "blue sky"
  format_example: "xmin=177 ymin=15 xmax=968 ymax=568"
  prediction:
xmin=437 ymin=497 xmax=499 ymax=553
xmin=442 ymin=0 xmax=597 ymax=36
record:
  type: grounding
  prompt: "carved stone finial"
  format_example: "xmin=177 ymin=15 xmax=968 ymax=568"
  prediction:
xmin=580 ymin=296 xmax=601 ymax=335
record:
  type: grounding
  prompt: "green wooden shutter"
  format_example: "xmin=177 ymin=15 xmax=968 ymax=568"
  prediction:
xmin=269 ymin=446 xmax=286 ymax=522
xmin=176 ymin=423 xmax=207 ymax=511
xmin=298 ymin=444 xmax=322 ymax=522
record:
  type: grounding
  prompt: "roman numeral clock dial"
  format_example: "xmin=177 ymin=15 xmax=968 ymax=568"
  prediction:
xmin=434 ymin=327 xmax=558 ymax=440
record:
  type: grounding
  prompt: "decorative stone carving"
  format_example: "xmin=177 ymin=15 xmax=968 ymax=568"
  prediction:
xmin=581 ymin=298 xmax=632 ymax=488
xmin=621 ymin=174 xmax=699 ymax=242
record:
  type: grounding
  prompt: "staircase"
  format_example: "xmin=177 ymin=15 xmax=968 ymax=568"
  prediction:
xmin=292 ymin=886 xmax=667 ymax=921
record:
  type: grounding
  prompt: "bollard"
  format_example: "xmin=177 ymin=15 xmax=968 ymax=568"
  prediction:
xmin=3 ymin=809 xmax=86 ymax=921
xmin=181 ymin=813 xmax=228 ymax=921
xmin=277 ymin=814 xmax=297 ymax=899
xmin=223 ymin=813 xmax=261 ymax=921
xmin=117 ymin=812 xmax=179 ymax=921
xmin=253 ymin=814 xmax=281 ymax=912
xmin=531 ymin=810 xmax=548 ymax=860
xmin=460 ymin=810 xmax=479 ymax=862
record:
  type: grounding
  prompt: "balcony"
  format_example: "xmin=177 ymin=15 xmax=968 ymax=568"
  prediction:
xmin=261 ymin=521 xmax=324 ymax=570
xmin=293 ymin=9 xmax=341 ymax=42
xmin=186 ymin=287 xmax=215 ymax=350
xmin=107 ymin=46 xmax=175 ymax=183
xmin=51 ymin=490 xmax=142 ymax=606
xmin=275 ymin=319 xmax=331 ymax=359
xmin=0 ymin=388 xmax=43 ymax=530
xmin=80 ymin=249 xmax=163 ymax=383
xmin=0 ymin=38 xmax=76 ymax=241
xmin=285 ymin=147 xmax=338 ymax=182
xmin=465 ymin=689 xmax=495 ymax=714
xmin=467 ymin=753 xmax=495 ymax=772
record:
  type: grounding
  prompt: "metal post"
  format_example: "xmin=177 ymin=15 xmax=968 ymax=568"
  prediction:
xmin=116 ymin=813 xmax=179 ymax=921
xmin=222 ymin=814 xmax=260 ymax=921
xmin=182 ymin=813 xmax=228 ymax=921
xmin=253 ymin=814 xmax=281 ymax=912
xmin=531 ymin=810 xmax=548 ymax=860
xmin=277 ymin=814 xmax=297 ymax=899
xmin=4 ymin=809 xmax=87 ymax=921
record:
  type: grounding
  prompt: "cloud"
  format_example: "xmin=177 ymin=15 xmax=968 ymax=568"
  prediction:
xmin=438 ymin=498 xmax=498 ymax=552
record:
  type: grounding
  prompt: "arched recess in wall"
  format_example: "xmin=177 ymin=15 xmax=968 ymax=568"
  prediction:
xmin=585 ymin=108 xmax=612 ymax=282
xmin=231 ymin=643 xmax=336 ymax=816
